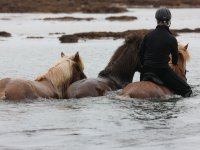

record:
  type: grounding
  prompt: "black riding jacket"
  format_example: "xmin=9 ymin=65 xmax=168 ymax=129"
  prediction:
xmin=139 ymin=25 xmax=178 ymax=68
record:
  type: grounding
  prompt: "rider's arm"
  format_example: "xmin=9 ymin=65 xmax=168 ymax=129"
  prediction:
xmin=170 ymin=37 xmax=179 ymax=65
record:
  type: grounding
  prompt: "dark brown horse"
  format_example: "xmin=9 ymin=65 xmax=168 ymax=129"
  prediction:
xmin=66 ymin=35 xmax=143 ymax=98
xmin=116 ymin=43 xmax=190 ymax=99
xmin=0 ymin=52 xmax=86 ymax=101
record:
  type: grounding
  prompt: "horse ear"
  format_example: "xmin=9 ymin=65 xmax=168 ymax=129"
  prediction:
xmin=184 ymin=43 xmax=189 ymax=50
xmin=61 ymin=52 xmax=65 ymax=57
xmin=74 ymin=52 xmax=80 ymax=62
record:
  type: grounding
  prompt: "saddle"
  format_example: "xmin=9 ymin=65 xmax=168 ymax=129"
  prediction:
xmin=142 ymin=72 xmax=164 ymax=85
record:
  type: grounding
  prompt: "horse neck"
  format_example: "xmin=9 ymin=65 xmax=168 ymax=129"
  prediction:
xmin=170 ymin=61 xmax=186 ymax=81
xmin=170 ymin=47 xmax=189 ymax=81
xmin=35 ymin=60 xmax=73 ymax=98
xmin=98 ymin=40 xmax=141 ymax=87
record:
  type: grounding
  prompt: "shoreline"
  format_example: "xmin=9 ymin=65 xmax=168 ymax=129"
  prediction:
xmin=59 ymin=28 xmax=200 ymax=43
xmin=1 ymin=28 xmax=200 ymax=41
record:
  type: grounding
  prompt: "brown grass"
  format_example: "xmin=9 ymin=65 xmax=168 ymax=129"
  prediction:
xmin=43 ymin=16 xmax=94 ymax=21
xmin=106 ymin=16 xmax=137 ymax=21
xmin=58 ymin=28 xmax=200 ymax=43
xmin=0 ymin=0 xmax=199 ymax=13
xmin=0 ymin=31 xmax=11 ymax=37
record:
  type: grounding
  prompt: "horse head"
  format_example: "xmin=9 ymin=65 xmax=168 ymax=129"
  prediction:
xmin=61 ymin=52 xmax=87 ymax=84
xmin=170 ymin=43 xmax=190 ymax=81
xmin=35 ymin=52 xmax=86 ymax=98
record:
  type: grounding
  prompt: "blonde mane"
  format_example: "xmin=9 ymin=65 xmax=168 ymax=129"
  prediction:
xmin=35 ymin=55 xmax=76 ymax=98
xmin=178 ymin=43 xmax=190 ymax=61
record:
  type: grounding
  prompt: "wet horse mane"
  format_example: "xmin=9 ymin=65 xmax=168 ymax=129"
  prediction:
xmin=35 ymin=54 xmax=83 ymax=98
xmin=98 ymin=34 xmax=143 ymax=87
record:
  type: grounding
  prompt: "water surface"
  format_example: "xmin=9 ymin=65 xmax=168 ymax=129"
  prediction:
xmin=0 ymin=8 xmax=200 ymax=150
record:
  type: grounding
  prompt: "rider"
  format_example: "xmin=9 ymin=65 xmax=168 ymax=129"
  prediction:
xmin=139 ymin=8 xmax=192 ymax=97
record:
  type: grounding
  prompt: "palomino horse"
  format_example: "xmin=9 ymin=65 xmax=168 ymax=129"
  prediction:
xmin=65 ymin=35 xmax=143 ymax=98
xmin=116 ymin=43 xmax=190 ymax=99
xmin=0 ymin=52 xmax=86 ymax=101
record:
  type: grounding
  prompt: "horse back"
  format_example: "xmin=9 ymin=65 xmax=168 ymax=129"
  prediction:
xmin=30 ymin=80 xmax=58 ymax=99
xmin=120 ymin=81 xmax=172 ymax=99
xmin=1 ymin=78 xmax=39 ymax=101
xmin=66 ymin=78 xmax=113 ymax=98
xmin=0 ymin=78 xmax=11 ymax=88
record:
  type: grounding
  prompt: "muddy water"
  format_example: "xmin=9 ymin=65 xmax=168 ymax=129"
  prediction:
xmin=0 ymin=8 xmax=200 ymax=150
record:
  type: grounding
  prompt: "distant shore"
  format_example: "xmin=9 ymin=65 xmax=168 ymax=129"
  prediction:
xmin=59 ymin=28 xmax=200 ymax=43
xmin=0 ymin=0 xmax=200 ymax=13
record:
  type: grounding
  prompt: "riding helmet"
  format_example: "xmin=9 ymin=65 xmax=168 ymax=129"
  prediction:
xmin=155 ymin=8 xmax=171 ymax=21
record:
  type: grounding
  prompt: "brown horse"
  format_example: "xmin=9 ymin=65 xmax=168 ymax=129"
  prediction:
xmin=0 ymin=52 xmax=86 ymax=101
xmin=116 ymin=43 xmax=190 ymax=99
xmin=65 ymin=35 xmax=143 ymax=98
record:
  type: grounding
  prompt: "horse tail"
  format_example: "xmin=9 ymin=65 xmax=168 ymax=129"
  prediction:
xmin=0 ymin=95 xmax=6 ymax=100
xmin=0 ymin=92 xmax=6 ymax=100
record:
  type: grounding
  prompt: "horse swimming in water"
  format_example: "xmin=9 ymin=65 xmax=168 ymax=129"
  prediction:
xmin=0 ymin=52 xmax=86 ymax=101
xmin=65 ymin=35 xmax=143 ymax=98
xmin=116 ymin=43 xmax=190 ymax=99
